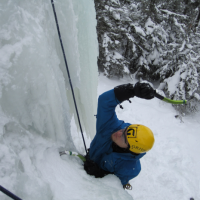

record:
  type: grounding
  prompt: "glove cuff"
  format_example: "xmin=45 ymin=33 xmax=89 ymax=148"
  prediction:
xmin=114 ymin=83 xmax=135 ymax=102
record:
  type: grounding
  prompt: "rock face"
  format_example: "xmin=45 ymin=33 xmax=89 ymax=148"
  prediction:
xmin=94 ymin=0 xmax=200 ymax=114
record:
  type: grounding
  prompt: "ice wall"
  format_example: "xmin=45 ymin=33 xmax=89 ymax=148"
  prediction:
xmin=54 ymin=0 xmax=98 ymax=143
xmin=0 ymin=0 xmax=100 ymax=199
xmin=0 ymin=0 xmax=98 ymax=150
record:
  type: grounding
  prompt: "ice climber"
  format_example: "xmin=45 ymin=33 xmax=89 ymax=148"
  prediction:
xmin=84 ymin=82 xmax=155 ymax=190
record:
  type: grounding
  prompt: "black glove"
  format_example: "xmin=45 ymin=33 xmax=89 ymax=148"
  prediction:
xmin=114 ymin=83 xmax=134 ymax=102
xmin=133 ymin=82 xmax=155 ymax=99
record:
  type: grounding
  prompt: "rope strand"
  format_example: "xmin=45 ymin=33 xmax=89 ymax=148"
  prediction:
xmin=51 ymin=0 xmax=87 ymax=154
xmin=0 ymin=185 xmax=22 ymax=200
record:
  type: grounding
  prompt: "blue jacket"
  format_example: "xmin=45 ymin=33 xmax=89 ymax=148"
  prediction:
xmin=90 ymin=89 xmax=146 ymax=185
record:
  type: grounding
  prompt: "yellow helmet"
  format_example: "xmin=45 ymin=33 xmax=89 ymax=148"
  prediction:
xmin=126 ymin=124 xmax=155 ymax=154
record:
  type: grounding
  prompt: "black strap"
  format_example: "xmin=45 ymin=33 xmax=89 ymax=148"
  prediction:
xmin=83 ymin=149 xmax=112 ymax=178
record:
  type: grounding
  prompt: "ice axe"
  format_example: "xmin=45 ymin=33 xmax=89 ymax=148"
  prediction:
xmin=136 ymin=82 xmax=187 ymax=105
xmin=154 ymin=92 xmax=187 ymax=105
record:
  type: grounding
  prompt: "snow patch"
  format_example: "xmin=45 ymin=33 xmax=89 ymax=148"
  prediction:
xmin=165 ymin=70 xmax=181 ymax=95
xmin=134 ymin=25 xmax=146 ymax=36
xmin=112 ymin=12 xmax=120 ymax=20
xmin=147 ymin=48 xmax=160 ymax=65
xmin=110 ymin=0 xmax=120 ymax=5
xmin=113 ymin=52 xmax=123 ymax=60
xmin=145 ymin=18 xmax=155 ymax=35
xmin=123 ymin=66 xmax=130 ymax=73
xmin=194 ymin=93 xmax=200 ymax=100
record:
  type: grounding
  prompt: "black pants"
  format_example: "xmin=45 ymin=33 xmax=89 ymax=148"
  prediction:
xmin=83 ymin=149 xmax=112 ymax=178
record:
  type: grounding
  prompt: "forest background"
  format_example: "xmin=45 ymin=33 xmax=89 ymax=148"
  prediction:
xmin=94 ymin=0 xmax=200 ymax=114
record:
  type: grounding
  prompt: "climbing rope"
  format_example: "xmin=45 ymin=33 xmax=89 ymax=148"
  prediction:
xmin=51 ymin=0 xmax=87 ymax=154
xmin=0 ymin=185 xmax=22 ymax=200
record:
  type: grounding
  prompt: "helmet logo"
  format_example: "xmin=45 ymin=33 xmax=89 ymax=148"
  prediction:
xmin=127 ymin=128 xmax=137 ymax=138
xmin=127 ymin=124 xmax=154 ymax=154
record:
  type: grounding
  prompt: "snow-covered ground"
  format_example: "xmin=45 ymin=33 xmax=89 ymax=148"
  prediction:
xmin=0 ymin=1 xmax=200 ymax=200
xmin=97 ymin=74 xmax=200 ymax=200
xmin=1 ymin=74 xmax=200 ymax=200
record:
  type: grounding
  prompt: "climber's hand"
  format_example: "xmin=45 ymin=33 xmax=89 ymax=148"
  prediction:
xmin=133 ymin=82 xmax=155 ymax=100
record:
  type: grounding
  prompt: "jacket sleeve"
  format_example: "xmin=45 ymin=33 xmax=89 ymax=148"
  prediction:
xmin=96 ymin=89 xmax=121 ymax=137
xmin=114 ymin=161 xmax=141 ymax=185
xmin=90 ymin=88 xmax=132 ymax=163
xmin=101 ymin=153 xmax=141 ymax=185
xmin=96 ymin=84 xmax=135 ymax=136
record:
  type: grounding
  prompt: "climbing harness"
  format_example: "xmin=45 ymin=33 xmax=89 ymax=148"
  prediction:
xmin=51 ymin=0 xmax=87 ymax=154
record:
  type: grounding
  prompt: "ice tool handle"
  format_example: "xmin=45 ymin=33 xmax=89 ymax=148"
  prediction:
xmin=154 ymin=92 xmax=187 ymax=105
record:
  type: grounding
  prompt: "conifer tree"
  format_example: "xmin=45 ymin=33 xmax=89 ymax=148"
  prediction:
xmin=94 ymin=0 xmax=200 ymax=114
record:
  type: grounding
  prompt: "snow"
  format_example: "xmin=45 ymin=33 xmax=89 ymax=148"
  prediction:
xmin=112 ymin=12 xmax=120 ymax=20
xmin=160 ymin=9 xmax=188 ymax=19
xmin=113 ymin=52 xmax=123 ymax=60
xmin=194 ymin=93 xmax=200 ymax=101
xmin=103 ymin=33 xmax=112 ymax=54
xmin=173 ymin=17 xmax=185 ymax=33
xmin=0 ymin=0 xmax=98 ymax=142
xmin=123 ymin=66 xmax=130 ymax=73
xmin=145 ymin=18 xmax=155 ymax=35
xmin=134 ymin=25 xmax=146 ymax=36
xmin=147 ymin=48 xmax=160 ymax=65
xmin=180 ymin=40 xmax=186 ymax=51
xmin=0 ymin=1 xmax=200 ymax=200
xmin=0 ymin=0 xmax=98 ymax=198
xmin=105 ymin=5 xmax=109 ymax=10
xmin=97 ymin=74 xmax=200 ymax=200
xmin=110 ymin=0 xmax=120 ymax=5
xmin=165 ymin=69 xmax=181 ymax=95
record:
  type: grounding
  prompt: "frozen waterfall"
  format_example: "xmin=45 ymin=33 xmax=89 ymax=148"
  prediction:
xmin=0 ymin=0 xmax=98 ymax=146
xmin=0 ymin=0 xmax=99 ymax=199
